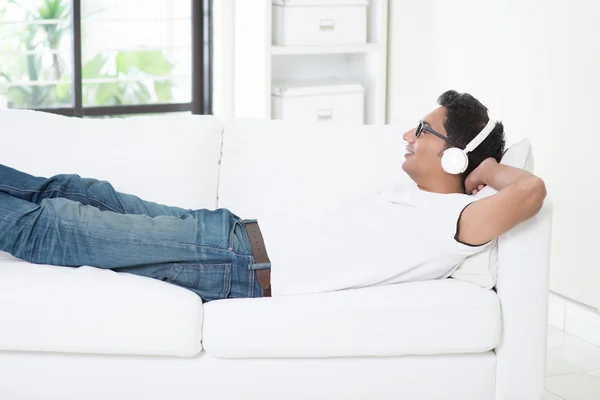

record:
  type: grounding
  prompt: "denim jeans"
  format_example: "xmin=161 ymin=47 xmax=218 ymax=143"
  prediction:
xmin=0 ymin=164 xmax=268 ymax=302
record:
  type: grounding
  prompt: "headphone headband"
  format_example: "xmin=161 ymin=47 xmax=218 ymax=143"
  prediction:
xmin=464 ymin=118 xmax=496 ymax=153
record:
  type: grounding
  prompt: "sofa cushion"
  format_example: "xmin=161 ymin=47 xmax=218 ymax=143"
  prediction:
xmin=0 ymin=252 xmax=203 ymax=357
xmin=0 ymin=110 xmax=223 ymax=210
xmin=202 ymin=279 xmax=500 ymax=358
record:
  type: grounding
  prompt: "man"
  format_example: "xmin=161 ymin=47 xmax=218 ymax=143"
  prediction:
xmin=0 ymin=90 xmax=546 ymax=302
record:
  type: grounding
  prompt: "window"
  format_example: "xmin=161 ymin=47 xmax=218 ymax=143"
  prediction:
xmin=0 ymin=0 xmax=212 ymax=117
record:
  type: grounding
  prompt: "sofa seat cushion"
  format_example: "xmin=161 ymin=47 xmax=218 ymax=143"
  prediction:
xmin=202 ymin=279 xmax=500 ymax=358
xmin=0 ymin=252 xmax=203 ymax=357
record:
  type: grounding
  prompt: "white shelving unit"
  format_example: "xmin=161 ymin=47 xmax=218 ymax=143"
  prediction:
xmin=233 ymin=0 xmax=388 ymax=125
xmin=271 ymin=43 xmax=379 ymax=55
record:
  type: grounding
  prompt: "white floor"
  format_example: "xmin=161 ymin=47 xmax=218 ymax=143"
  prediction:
xmin=544 ymin=325 xmax=600 ymax=399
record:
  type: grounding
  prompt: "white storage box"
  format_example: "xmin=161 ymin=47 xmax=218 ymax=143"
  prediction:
xmin=272 ymin=0 xmax=368 ymax=46
xmin=272 ymin=81 xmax=365 ymax=124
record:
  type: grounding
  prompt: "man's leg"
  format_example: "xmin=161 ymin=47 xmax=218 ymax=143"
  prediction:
xmin=0 ymin=192 xmax=235 ymax=269
xmin=0 ymin=164 xmax=192 ymax=218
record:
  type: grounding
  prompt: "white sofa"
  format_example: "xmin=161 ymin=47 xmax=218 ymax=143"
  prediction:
xmin=0 ymin=110 xmax=552 ymax=400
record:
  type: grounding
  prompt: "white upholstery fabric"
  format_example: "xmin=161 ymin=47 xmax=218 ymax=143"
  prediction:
xmin=0 ymin=350 xmax=497 ymax=400
xmin=0 ymin=110 xmax=224 ymax=357
xmin=203 ymin=279 xmax=500 ymax=358
xmin=0 ymin=112 xmax=552 ymax=399
xmin=459 ymin=139 xmax=548 ymax=399
xmin=495 ymin=202 xmax=553 ymax=400
xmin=0 ymin=109 xmax=224 ymax=210
xmin=501 ymin=138 xmax=534 ymax=171
xmin=0 ymin=252 xmax=203 ymax=356
xmin=218 ymin=118 xmax=410 ymax=219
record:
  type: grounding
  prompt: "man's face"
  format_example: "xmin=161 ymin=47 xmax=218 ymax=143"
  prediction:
xmin=402 ymin=106 xmax=450 ymax=181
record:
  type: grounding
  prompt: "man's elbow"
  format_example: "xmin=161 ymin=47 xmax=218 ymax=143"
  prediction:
xmin=524 ymin=176 xmax=547 ymax=210
xmin=532 ymin=177 xmax=547 ymax=202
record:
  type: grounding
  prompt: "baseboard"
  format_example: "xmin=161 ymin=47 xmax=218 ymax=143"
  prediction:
xmin=548 ymin=292 xmax=600 ymax=347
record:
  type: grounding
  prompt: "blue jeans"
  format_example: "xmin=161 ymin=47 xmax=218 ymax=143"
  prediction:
xmin=0 ymin=164 xmax=268 ymax=302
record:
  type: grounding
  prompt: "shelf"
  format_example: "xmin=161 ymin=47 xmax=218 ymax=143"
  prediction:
xmin=271 ymin=43 xmax=381 ymax=55
xmin=233 ymin=0 xmax=389 ymax=124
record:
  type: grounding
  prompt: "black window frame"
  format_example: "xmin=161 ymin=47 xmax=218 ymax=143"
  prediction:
xmin=29 ymin=0 xmax=212 ymax=118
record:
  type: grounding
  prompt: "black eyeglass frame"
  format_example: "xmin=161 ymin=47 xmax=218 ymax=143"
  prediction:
xmin=416 ymin=121 xmax=463 ymax=149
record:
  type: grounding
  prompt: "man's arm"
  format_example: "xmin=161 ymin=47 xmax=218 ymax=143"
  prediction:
xmin=457 ymin=158 xmax=547 ymax=246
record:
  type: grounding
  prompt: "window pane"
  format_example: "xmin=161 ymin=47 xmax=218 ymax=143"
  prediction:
xmin=0 ymin=83 xmax=72 ymax=109
xmin=0 ymin=0 xmax=73 ymax=109
xmin=81 ymin=50 xmax=190 ymax=106
xmin=81 ymin=0 xmax=192 ymax=107
xmin=83 ymin=77 xmax=189 ymax=107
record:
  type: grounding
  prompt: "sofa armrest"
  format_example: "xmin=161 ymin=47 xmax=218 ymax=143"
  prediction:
xmin=494 ymin=201 xmax=553 ymax=400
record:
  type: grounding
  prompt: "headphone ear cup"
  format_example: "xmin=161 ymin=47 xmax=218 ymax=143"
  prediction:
xmin=441 ymin=148 xmax=469 ymax=175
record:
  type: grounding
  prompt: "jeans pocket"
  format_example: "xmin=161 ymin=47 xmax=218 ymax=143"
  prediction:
xmin=163 ymin=263 xmax=232 ymax=302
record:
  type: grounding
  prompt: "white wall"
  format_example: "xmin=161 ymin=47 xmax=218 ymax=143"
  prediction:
xmin=212 ymin=0 xmax=235 ymax=121
xmin=212 ymin=0 xmax=271 ymax=122
xmin=388 ymin=0 xmax=600 ymax=309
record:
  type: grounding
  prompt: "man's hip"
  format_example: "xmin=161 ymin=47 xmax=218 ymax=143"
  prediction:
xmin=157 ymin=218 xmax=272 ymax=302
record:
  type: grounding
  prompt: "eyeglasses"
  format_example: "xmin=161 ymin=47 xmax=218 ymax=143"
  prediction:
xmin=415 ymin=120 xmax=462 ymax=149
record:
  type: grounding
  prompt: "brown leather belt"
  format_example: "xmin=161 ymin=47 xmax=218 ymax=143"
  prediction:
xmin=245 ymin=221 xmax=271 ymax=297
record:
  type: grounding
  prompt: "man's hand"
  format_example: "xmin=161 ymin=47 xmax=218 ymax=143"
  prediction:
xmin=457 ymin=159 xmax=547 ymax=246
xmin=465 ymin=157 xmax=498 ymax=195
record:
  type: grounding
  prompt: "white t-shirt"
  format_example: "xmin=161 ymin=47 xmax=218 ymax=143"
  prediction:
xmin=259 ymin=183 xmax=491 ymax=296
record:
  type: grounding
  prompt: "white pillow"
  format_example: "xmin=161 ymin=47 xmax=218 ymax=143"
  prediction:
xmin=450 ymin=139 xmax=533 ymax=289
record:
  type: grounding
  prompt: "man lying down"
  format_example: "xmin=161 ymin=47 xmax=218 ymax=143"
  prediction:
xmin=0 ymin=90 xmax=546 ymax=301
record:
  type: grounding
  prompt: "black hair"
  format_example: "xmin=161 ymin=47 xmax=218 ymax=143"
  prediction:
xmin=438 ymin=90 xmax=506 ymax=187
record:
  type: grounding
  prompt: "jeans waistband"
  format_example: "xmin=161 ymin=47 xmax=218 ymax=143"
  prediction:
xmin=229 ymin=217 xmax=271 ymax=271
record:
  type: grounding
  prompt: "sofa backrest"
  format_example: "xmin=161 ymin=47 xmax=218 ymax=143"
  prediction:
xmin=218 ymin=118 xmax=411 ymax=219
xmin=0 ymin=110 xmax=223 ymax=210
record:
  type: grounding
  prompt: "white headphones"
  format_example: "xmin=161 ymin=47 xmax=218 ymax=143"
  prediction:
xmin=441 ymin=118 xmax=497 ymax=175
